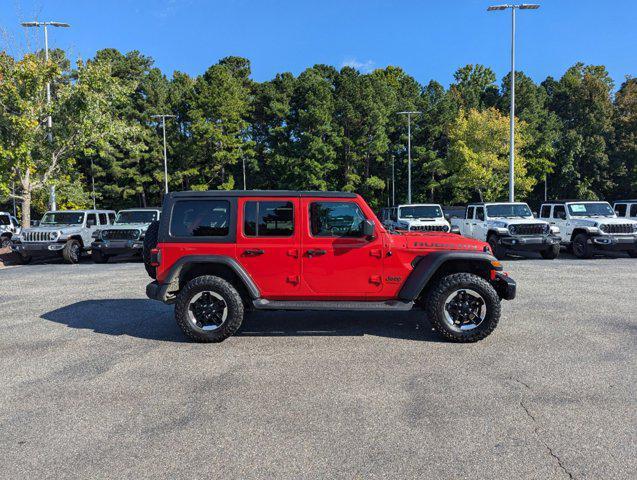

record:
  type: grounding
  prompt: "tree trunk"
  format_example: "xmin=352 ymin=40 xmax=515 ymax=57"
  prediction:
xmin=21 ymin=190 xmax=31 ymax=228
xmin=20 ymin=170 xmax=31 ymax=228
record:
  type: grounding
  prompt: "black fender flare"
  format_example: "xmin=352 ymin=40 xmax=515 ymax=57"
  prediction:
xmin=154 ymin=255 xmax=260 ymax=303
xmin=398 ymin=251 xmax=500 ymax=301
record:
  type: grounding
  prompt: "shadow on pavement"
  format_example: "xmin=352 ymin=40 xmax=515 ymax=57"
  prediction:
xmin=41 ymin=299 xmax=441 ymax=343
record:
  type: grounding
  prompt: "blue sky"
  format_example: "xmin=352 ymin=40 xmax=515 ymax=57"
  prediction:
xmin=2 ymin=0 xmax=635 ymax=88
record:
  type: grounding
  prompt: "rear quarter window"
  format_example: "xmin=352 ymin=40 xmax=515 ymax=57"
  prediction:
xmin=170 ymin=200 xmax=231 ymax=238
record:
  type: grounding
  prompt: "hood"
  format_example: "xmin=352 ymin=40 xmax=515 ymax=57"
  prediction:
xmin=24 ymin=225 xmax=82 ymax=234
xmin=102 ymin=223 xmax=150 ymax=231
xmin=399 ymin=218 xmax=449 ymax=225
xmin=487 ymin=218 xmax=547 ymax=226
xmin=391 ymin=231 xmax=489 ymax=253
xmin=577 ymin=217 xmax=637 ymax=226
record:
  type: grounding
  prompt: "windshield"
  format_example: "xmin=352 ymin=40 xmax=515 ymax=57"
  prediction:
xmin=41 ymin=212 xmax=85 ymax=226
xmin=567 ymin=202 xmax=615 ymax=217
xmin=486 ymin=204 xmax=532 ymax=218
xmin=0 ymin=215 xmax=10 ymax=226
xmin=116 ymin=210 xmax=158 ymax=224
xmin=399 ymin=206 xmax=442 ymax=219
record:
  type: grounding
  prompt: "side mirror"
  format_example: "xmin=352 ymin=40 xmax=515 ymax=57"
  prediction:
xmin=450 ymin=225 xmax=461 ymax=235
xmin=362 ymin=219 xmax=375 ymax=238
xmin=444 ymin=214 xmax=451 ymax=221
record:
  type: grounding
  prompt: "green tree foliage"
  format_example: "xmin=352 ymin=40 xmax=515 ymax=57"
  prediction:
xmin=2 ymin=49 xmax=635 ymax=219
xmin=446 ymin=108 xmax=536 ymax=202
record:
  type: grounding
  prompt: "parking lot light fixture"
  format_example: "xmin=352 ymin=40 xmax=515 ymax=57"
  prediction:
xmin=487 ymin=4 xmax=540 ymax=202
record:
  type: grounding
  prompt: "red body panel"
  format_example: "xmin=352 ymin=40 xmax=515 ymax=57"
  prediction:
xmin=155 ymin=194 xmax=491 ymax=300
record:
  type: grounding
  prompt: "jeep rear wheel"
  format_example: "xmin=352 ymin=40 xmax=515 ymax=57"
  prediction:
xmin=62 ymin=239 xmax=82 ymax=264
xmin=425 ymin=273 xmax=501 ymax=343
xmin=143 ymin=220 xmax=160 ymax=279
xmin=175 ymin=275 xmax=244 ymax=343
xmin=487 ymin=235 xmax=506 ymax=260
xmin=572 ymin=233 xmax=593 ymax=259
xmin=1 ymin=235 xmax=12 ymax=248
xmin=540 ymin=244 xmax=560 ymax=259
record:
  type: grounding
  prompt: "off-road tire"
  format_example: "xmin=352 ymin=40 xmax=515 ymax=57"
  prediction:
xmin=62 ymin=239 xmax=82 ymax=264
xmin=572 ymin=233 xmax=593 ymax=259
xmin=540 ymin=244 xmax=560 ymax=259
xmin=175 ymin=275 xmax=244 ymax=343
xmin=1 ymin=235 xmax=12 ymax=248
xmin=628 ymin=249 xmax=637 ymax=258
xmin=143 ymin=220 xmax=160 ymax=279
xmin=487 ymin=234 xmax=506 ymax=260
xmin=92 ymin=250 xmax=109 ymax=263
xmin=17 ymin=252 xmax=32 ymax=264
xmin=425 ymin=273 xmax=501 ymax=343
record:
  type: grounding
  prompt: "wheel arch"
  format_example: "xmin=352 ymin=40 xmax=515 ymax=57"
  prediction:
xmin=67 ymin=235 xmax=85 ymax=248
xmin=398 ymin=252 xmax=499 ymax=302
xmin=570 ymin=228 xmax=589 ymax=242
xmin=163 ymin=255 xmax=260 ymax=304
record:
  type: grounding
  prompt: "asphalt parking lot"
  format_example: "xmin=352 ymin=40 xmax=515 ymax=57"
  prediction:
xmin=1 ymin=254 xmax=635 ymax=479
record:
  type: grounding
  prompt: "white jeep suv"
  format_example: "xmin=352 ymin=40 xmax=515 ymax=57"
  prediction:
xmin=0 ymin=212 xmax=21 ymax=248
xmin=379 ymin=204 xmax=455 ymax=233
xmin=539 ymin=200 xmax=637 ymax=258
xmin=450 ymin=202 xmax=561 ymax=259
xmin=13 ymin=209 xmax=115 ymax=264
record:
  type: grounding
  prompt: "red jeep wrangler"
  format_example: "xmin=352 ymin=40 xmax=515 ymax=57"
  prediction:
xmin=144 ymin=191 xmax=516 ymax=343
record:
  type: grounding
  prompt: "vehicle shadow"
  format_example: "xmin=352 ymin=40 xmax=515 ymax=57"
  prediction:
xmin=40 ymin=299 xmax=443 ymax=343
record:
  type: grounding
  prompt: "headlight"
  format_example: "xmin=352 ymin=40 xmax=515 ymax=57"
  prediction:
xmin=491 ymin=221 xmax=507 ymax=228
xmin=509 ymin=225 xmax=518 ymax=235
xmin=91 ymin=230 xmax=101 ymax=239
xmin=632 ymin=224 xmax=637 ymax=233
xmin=598 ymin=224 xmax=607 ymax=233
xmin=49 ymin=231 xmax=60 ymax=241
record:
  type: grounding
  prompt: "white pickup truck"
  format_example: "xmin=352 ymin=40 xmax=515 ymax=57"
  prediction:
xmin=450 ymin=202 xmax=561 ymax=259
xmin=379 ymin=204 xmax=457 ymax=233
xmin=539 ymin=200 xmax=637 ymax=258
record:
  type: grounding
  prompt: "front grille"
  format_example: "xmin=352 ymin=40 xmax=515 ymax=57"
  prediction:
xmin=601 ymin=223 xmax=633 ymax=234
xmin=509 ymin=224 xmax=547 ymax=236
xmin=23 ymin=231 xmax=55 ymax=242
xmin=102 ymin=229 xmax=140 ymax=240
xmin=410 ymin=225 xmax=449 ymax=232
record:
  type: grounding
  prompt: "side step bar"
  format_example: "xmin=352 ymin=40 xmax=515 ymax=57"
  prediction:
xmin=253 ymin=299 xmax=414 ymax=312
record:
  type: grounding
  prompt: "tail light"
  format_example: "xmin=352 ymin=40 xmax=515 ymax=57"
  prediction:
xmin=150 ymin=248 xmax=161 ymax=267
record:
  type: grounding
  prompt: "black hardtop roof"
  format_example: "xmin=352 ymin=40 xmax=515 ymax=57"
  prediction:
xmin=614 ymin=199 xmax=637 ymax=203
xmin=169 ymin=190 xmax=357 ymax=199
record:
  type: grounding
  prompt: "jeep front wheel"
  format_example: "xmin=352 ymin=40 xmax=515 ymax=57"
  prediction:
xmin=487 ymin=235 xmax=506 ymax=260
xmin=1 ymin=235 xmax=12 ymax=248
xmin=572 ymin=233 xmax=593 ymax=259
xmin=425 ymin=273 xmax=501 ymax=343
xmin=92 ymin=250 xmax=109 ymax=263
xmin=540 ymin=244 xmax=560 ymax=259
xmin=175 ymin=275 xmax=244 ymax=343
xmin=62 ymin=239 xmax=82 ymax=264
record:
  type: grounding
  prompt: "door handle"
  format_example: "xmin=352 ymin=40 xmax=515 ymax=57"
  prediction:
xmin=471 ymin=223 xmax=478 ymax=226
xmin=243 ymin=249 xmax=264 ymax=256
xmin=306 ymin=249 xmax=326 ymax=257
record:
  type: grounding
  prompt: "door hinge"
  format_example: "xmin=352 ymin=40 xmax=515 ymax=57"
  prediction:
xmin=369 ymin=275 xmax=382 ymax=285
xmin=287 ymin=248 xmax=299 ymax=258
xmin=287 ymin=275 xmax=300 ymax=285
xmin=370 ymin=249 xmax=382 ymax=258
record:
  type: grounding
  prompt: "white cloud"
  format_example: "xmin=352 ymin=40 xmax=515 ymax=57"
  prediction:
xmin=341 ymin=58 xmax=375 ymax=73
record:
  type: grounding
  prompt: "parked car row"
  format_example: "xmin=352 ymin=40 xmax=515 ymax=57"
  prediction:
xmin=380 ymin=199 xmax=637 ymax=260
xmin=10 ymin=208 xmax=161 ymax=264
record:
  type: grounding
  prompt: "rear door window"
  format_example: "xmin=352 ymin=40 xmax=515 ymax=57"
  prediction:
xmin=466 ymin=207 xmax=475 ymax=219
xmin=630 ymin=204 xmax=637 ymax=218
xmin=244 ymin=201 xmax=294 ymax=237
xmin=170 ymin=200 xmax=230 ymax=237
xmin=98 ymin=213 xmax=107 ymax=225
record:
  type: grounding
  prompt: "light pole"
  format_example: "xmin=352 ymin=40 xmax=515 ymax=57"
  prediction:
xmin=21 ymin=21 xmax=70 ymax=211
xmin=487 ymin=4 xmax=539 ymax=202
xmin=151 ymin=114 xmax=176 ymax=194
xmin=397 ymin=111 xmax=421 ymax=204
xmin=391 ymin=155 xmax=395 ymax=206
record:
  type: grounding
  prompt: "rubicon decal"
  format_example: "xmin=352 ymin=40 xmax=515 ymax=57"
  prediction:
xmin=411 ymin=241 xmax=479 ymax=250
